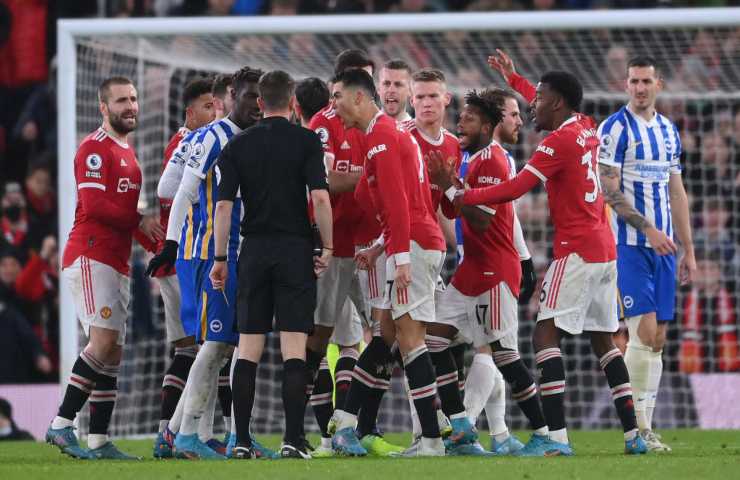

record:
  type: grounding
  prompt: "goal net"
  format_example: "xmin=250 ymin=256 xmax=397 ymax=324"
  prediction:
xmin=58 ymin=8 xmax=740 ymax=437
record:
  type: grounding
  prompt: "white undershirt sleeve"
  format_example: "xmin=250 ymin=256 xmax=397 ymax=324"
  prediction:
xmin=166 ymin=169 xmax=201 ymax=242
xmin=513 ymin=210 xmax=531 ymax=261
xmin=157 ymin=158 xmax=185 ymax=199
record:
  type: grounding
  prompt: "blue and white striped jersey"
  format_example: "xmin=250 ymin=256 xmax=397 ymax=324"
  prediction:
xmin=169 ymin=128 xmax=202 ymax=261
xmin=184 ymin=117 xmax=243 ymax=261
xmin=597 ymin=105 xmax=682 ymax=248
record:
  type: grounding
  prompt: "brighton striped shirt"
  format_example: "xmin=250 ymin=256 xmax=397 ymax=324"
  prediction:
xmin=597 ymin=105 xmax=682 ymax=247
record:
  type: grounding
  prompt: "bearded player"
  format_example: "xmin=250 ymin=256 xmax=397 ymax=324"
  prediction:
xmin=47 ymin=77 xmax=163 ymax=459
xmin=433 ymin=70 xmax=648 ymax=456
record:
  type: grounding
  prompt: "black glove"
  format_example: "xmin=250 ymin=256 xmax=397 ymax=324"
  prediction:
xmin=519 ymin=258 xmax=537 ymax=305
xmin=145 ymin=239 xmax=178 ymax=277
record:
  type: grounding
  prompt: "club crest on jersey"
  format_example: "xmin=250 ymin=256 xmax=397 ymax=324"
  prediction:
xmin=174 ymin=142 xmax=191 ymax=163
xmin=367 ymin=144 xmax=387 ymax=160
xmin=86 ymin=153 xmax=103 ymax=170
xmin=315 ymin=127 xmax=329 ymax=144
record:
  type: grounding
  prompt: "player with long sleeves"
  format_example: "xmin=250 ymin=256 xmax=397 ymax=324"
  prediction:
xmin=330 ymin=68 xmax=447 ymax=457
xmin=154 ymin=75 xmax=241 ymax=456
xmin=432 ymin=71 xmax=647 ymax=456
xmin=47 ymin=77 xmax=163 ymax=460
xmin=146 ymin=67 xmax=271 ymax=460
xmin=152 ymin=77 xmax=216 ymax=458
xmin=429 ymin=87 xmax=546 ymax=456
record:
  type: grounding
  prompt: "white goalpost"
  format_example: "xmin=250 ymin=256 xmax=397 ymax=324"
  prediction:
xmin=58 ymin=8 xmax=740 ymax=437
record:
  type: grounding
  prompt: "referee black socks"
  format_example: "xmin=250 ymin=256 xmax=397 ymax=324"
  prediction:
xmin=282 ymin=358 xmax=308 ymax=447
xmin=232 ymin=359 xmax=258 ymax=447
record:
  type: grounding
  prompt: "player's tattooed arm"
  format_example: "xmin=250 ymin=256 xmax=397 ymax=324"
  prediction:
xmin=598 ymin=164 xmax=652 ymax=231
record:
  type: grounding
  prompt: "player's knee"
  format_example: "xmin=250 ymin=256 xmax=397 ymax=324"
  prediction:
xmin=589 ymin=332 xmax=616 ymax=358
xmin=626 ymin=314 xmax=659 ymax=350
xmin=532 ymin=319 xmax=559 ymax=352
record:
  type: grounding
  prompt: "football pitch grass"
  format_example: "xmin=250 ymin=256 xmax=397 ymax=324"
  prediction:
xmin=1 ymin=430 xmax=737 ymax=480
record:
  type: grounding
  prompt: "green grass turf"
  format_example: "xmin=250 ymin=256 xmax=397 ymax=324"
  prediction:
xmin=1 ymin=430 xmax=738 ymax=480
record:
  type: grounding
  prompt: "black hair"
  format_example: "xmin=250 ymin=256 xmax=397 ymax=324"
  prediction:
xmin=334 ymin=49 xmax=375 ymax=77
xmin=539 ymin=70 xmax=583 ymax=111
xmin=295 ymin=77 xmax=330 ymax=121
xmin=182 ymin=77 xmax=214 ymax=106
xmin=334 ymin=68 xmax=377 ymax=99
xmin=464 ymin=89 xmax=504 ymax=126
xmin=232 ymin=66 xmax=264 ymax=93
xmin=628 ymin=55 xmax=661 ymax=76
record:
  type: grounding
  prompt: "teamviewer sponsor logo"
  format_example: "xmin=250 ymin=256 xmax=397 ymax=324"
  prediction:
xmin=117 ymin=178 xmax=140 ymax=192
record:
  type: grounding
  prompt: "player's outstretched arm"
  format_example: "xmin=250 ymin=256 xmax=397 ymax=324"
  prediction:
xmin=461 ymin=169 xmax=539 ymax=207
xmin=669 ymin=173 xmax=696 ymax=285
xmin=599 ymin=164 xmax=677 ymax=256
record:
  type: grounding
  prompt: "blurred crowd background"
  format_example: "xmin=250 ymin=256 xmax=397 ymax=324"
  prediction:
xmin=1 ymin=0 xmax=739 ymax=389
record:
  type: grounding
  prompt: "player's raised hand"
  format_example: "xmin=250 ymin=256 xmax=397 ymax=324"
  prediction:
xmin=426 ymin=150 xmax=458 ymax=191
xmin=645 ymin=227 xmax=678 ymax=256
xmin=679 ymin=250 xmax=697 ymax=286
xmin=355 ymin=243 xmax=382 ymax=271
xmin=145 ymin=239 xmax=178 ymax=277
xmin=209 ymin=261 xmax=228 ymax=290
xmin=139 ymin=215 xmax=165 ymax=243
xmin=395 ymin=263 xmax=411 ymax=289
xmin=488 ymin=49 xmax=516 ymax=81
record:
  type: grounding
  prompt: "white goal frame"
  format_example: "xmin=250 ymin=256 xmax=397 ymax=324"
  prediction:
xmin=57 ymin=7 xmax=740 ymax=386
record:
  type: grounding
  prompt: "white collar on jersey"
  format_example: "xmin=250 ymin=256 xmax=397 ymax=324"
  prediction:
xmin=412 ymin=123 xmax=446 ymax=147
xmin=366 ymin=110 xmax=384 ymax=135
xmin=625 ymin=104 xmax=660 ymax=128
xmin=98 ymin=126 xmax=129 ymax=148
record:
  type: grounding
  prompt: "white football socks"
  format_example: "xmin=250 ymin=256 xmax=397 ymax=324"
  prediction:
xmin=463 ymin=353 xmax=496 ymax=425
xmin=180 ymin=341 xmax=232 ymax=437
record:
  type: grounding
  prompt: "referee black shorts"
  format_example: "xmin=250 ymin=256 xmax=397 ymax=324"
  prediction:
xmin=237 ymin=235 xmax=316 ymax=335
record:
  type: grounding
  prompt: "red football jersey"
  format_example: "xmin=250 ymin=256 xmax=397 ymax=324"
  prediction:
xmin=62 ymin=128 xmax=143 ymax=275
xmin=464 ymin=115 xmax=615 ymax=263
xmin=406 ymin=123 xmax=462 ymax=213
xmin=451 ymin=141 xmax=521 ymax=297
xmin=361 ymin=112 xmax=445 ymax=262
xmin=309 ymin=105 xmax=369 ymax=257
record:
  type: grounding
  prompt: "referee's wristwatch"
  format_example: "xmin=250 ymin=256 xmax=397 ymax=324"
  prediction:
xmin=214 ymin=255 xmax=227 ymax=262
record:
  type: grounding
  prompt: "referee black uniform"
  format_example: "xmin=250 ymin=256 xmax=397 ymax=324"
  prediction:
xmin=217 ymin=116 xmax=328 ymax=335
